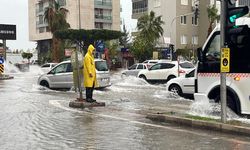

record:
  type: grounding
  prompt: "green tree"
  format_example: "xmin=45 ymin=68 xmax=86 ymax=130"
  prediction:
xmin=119 ymin=24 xmax=130 ymax=48
xmin=207 ymin=5 xmax=220 ymax=37
xmin=131 ymin=11 xmax=164 ymax=61
xmin=22 ymin=52 xmax=33 ymax=64
xmin=131 ymin=38 xmax=153 ymax=62
xmin=137 ymin=11 xmax=164 ymax=45
xmin=44 ymin=0 xmax=70 ymax=62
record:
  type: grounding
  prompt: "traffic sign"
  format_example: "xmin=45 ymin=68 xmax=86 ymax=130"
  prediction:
xmin=0 ymin=64 xmax=4 ymax=74
xmin=221 ymin=48 xmax=230 ymax=73
xmin=0 ymin=57 xmax=4 ymax=64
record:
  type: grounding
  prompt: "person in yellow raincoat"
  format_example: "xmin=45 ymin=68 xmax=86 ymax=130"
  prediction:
xmin=83 ymin=44 xmax=98 ymax=103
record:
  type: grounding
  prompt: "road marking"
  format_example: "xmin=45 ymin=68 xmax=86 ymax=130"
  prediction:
xmin=49 ymin=100 xmax=250 ymax=145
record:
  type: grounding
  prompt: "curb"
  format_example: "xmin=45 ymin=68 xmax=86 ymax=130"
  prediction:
xmin=0 ymin=75 xmax=14 ymax=80
xmin=146 ymin=114 xmax=250 ymax=136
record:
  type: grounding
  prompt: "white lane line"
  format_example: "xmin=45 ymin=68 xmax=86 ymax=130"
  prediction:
xmin=49 ymin=100 xmax=250 ymax=145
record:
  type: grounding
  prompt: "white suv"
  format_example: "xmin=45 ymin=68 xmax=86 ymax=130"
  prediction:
xmin=138 ymin=61 xmax=194 ymax=83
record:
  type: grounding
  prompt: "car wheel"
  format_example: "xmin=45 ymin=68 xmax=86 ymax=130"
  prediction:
xmin=169 ymin=84 xmax=182 ymax=96
xmin=139 ymin=75 xmax=147 ymax=81
xmin=40 ymin=80 xmax=50 ymax=88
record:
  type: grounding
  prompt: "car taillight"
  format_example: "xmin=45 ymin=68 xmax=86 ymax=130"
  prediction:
xmin=179 ymin=70 xmax=185 ymax=74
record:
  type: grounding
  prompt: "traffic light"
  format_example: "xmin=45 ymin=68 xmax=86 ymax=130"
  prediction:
xmin=226 ymin=0 xmax=249 ymax=45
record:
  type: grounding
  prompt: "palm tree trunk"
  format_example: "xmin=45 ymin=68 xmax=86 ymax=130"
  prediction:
xmin=52 ymin=36 xmax=61 ymax=63
xmin=207 ymin=22 xmax=213 ymax=37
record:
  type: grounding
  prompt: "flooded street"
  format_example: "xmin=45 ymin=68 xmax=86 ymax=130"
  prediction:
xmin=1 ymin=66 xmax=250 ymax=150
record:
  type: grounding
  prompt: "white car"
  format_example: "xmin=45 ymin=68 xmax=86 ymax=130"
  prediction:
xmin=166 ymin=69 xmax=195 ymax=97
xmin=142 ymin=59 xmax=159 ymax=68
xmin=138 ymin=61 xmax=194 ymax=83
xmin=41 ymin=63 xmax=58 ymax=73
xmin=38 ymin=59 xmax=111 ymax=89
xmin=121 ymin=63 xmax=148 ymax=77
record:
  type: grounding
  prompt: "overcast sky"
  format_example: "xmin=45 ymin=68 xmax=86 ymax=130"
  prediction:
xmin=0 ymin=0 xmax=137 ymax=51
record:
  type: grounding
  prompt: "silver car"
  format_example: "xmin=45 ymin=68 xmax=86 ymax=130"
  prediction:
xmin=38 ymin=60 xmax=111 ymax=89
xmin=121 ymin=63 xmax=148 ymax=77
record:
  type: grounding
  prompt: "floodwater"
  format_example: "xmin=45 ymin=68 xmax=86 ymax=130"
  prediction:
xmin=1 ymin=64 xmax=250 ymax=149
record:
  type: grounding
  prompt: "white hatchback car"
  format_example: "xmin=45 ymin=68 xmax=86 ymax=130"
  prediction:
xmin=38 ymin=59 xmax=111 ymax=89
xmin=166 ymin=69 xmax=195 ymax=97
xmin=138 ymin=61 xmax=194 ymax=83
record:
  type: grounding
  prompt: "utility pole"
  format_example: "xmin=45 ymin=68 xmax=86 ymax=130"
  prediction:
xmin=220 ymin=0 xmax=227 ymax=123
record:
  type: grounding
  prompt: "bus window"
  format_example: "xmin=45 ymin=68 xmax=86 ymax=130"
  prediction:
xmin=205 ymin=34 xmax=220 ymax=61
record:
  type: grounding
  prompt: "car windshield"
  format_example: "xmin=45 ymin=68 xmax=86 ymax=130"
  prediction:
xmin=95 ymin=61 xmax=108 ymax=71
xmin=180 ymin=62 xmax=194 ymax=68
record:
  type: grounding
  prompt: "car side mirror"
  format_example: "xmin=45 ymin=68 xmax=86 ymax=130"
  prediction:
xmin=48 ymin=70 xmax=55 ymax=75
xmin=197 ymin=47 xmax=203 ymax=62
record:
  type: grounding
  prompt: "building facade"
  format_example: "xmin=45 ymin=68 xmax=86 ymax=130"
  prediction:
xmin=238 ymin=0 xmax=250 ymax=8
xmin=132 ymin=0 xmax=216 ymax=51
xmin=28 ymin=0 xmax=120 ymax=59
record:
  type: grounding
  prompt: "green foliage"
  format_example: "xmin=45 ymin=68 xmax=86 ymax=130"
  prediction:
xmin=22 ymin=52 xmax=33 ymax=62
xmin=119 ymin=24 xmax=131 ymax=48
xmin=55 ymin=29 xmax=123 ymax=42
xmin=105 ymin=41 xmax=119 ymax=59
xmin=207 ymin=5 xmax=220 ymax=37
xmin=131 ymin=38 xmax=153 ymax=62
xmin=131 ymin=11 xmax=164 ymax=62
xmin=137 ymin=11 xmax=164 ymax=45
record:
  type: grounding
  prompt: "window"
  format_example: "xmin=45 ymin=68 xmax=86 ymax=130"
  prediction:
xmin=192 ymin=35 xmax=198 ymax=45
xmin=181 ymin=0 xmax=188 ymax=5
xmin=181 ymin=35 xmax=187 ymax=44
xmin=95 ymin=61 xmax=109 ymax=71
xmin=128 ymin=64 xmax=137 ymax=70
xmin=161 ymin=63 xmax=175 ymax=69
xmin=205 ymin=33 xmax=220 ymax=61
xmin=192 ymin=16 xmax=198 ymax=25
xmin=180 ymin=62 xmax=194 ymax=69
xmin=137 ymin=64 xmax=144 ymax=69
xmin=53 ymin=63 xmax=68 ymax=74
xmin=180 ymin=16 xmax=187 ymax=25
xmin=132 ymin=0 xmax=148 ymax=13
xmin=150 ymin=64 xmax=161 ymax=70
xmin=154 ymin=0 xmax=161 ymax=7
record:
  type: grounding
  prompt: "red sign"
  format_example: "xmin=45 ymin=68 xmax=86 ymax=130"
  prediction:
xmin=65 ymin=49 xmax=73 ymax=57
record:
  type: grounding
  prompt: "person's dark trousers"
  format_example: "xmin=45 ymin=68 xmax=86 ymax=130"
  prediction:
xmin=86 ymin=82 xmax=95 ymax=101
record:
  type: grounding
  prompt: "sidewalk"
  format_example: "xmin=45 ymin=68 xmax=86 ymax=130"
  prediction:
xmin=146 ymin=110 xmax=250 ymax=137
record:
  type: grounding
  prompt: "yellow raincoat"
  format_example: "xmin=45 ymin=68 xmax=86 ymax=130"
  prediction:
xmin=83 ymin=45 xmax=98 ymax=88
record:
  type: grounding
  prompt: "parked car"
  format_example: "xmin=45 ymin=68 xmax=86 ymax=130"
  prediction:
xmin=38 ymin=59 xmax=111 ymax=89
xmin=41 ymin=63 xmax=58 ymax=73
xmin=138 ymin=61 xmax=194 ymax=83
xmin=166 ymin=69 xmax=195 ymax=97
xmin=121 ymin=63 xmax=148 ymax=77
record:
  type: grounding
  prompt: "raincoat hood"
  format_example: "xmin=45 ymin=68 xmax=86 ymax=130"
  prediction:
xmin=87 ymin=44 xmax=95 ymax=55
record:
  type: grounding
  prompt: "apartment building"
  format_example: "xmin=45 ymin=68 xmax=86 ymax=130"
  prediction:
xmin=238 ymin=0 xmax=250 ymax=8
xmin=28 ymin=0 xmax=120 ymax=54
xmin=132 ymin=0 xmax=216 ymax=50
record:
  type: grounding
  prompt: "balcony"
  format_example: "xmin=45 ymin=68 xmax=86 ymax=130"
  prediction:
xmin=132 ymin=7 xmax=148 ymax=19
xmin=95 ymin=15 xmax=112 ymax=23
xmin=94 ymin=0 xmax=112 ymax=9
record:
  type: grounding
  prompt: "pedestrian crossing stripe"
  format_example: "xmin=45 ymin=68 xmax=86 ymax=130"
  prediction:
xmin=0 ymin=64 xmax=4 ymax=74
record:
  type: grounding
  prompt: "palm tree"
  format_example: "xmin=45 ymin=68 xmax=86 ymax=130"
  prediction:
xmin=44 ymin=0 xmax=70 ymax=62
xmin=137 ymin=11 xmax=164 ymax=45
xmin=207 ymin=5 xmax=220 ymax=37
